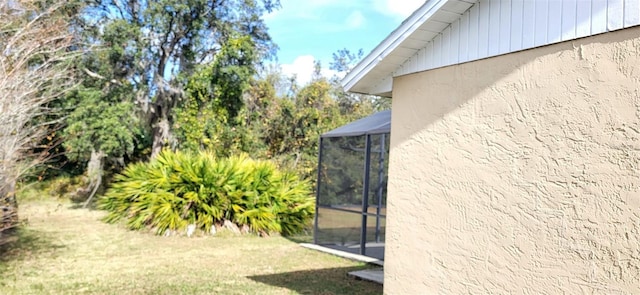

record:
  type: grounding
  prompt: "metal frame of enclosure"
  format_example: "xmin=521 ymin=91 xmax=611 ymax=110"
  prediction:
xmin=314 ymin=110 xmax=390 ymax=260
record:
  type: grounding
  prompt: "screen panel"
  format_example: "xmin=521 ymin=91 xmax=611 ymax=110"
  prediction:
xmin=317 ymin=136 xmax=366 ymax=211
xmin=315 ymin=207 xmax=362 ymax=247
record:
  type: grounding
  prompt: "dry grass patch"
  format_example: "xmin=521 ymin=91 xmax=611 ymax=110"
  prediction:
xmin=0 ymin=200 xmax=381 ymax=295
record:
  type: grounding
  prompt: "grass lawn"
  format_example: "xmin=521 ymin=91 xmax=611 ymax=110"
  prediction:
xmin=0 ymin=199 xmax=382 ymax=295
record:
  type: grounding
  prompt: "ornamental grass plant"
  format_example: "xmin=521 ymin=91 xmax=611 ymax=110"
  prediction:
xmin=99 ymin=150 xmax=314 ymax=236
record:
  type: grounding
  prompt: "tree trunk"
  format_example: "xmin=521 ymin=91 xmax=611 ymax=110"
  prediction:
xmin=149 ymin=91 xmax=177 ymax=158
xmin=83 ymin=149 xmax=105 ymax=208
xmin=151 ymin=115 xmax=172 ymax=158
xmin=0 ymin=176 xmax=18 ymax=245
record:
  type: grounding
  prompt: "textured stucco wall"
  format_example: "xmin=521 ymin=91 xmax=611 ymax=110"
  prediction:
xmin=386 ymin=26 xmax=640 ymax=294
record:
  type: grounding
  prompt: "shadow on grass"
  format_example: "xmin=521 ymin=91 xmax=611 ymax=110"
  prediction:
xmin=284 ymin=231 xmax=314 ymax=244
xmin=0 ymin=227 xmax=65 ymax=274
xmin=248 ymin=266 xmax=382 ymax=295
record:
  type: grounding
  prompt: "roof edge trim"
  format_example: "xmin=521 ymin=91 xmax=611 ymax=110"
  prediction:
xmin=341 ymin=0 xmax=451 ymax=94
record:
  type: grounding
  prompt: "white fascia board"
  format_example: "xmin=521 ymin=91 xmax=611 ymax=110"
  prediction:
xmin=341 ymin=0 xmax=452 ymax=94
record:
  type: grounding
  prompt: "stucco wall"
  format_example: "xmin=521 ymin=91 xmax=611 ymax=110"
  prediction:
xmin=386 ymin=26 xmax=640 ymax=294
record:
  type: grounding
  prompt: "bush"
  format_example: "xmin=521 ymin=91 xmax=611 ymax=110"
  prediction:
xmin=46 ymin=176 xmax=90 ymax=201
xmin=15 ymin=175 xmax=88 ymax=203
xmin=99 ymin=150 xmax=315 ymax=236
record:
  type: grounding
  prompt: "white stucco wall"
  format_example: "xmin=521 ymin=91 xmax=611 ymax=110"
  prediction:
xmin=386 ymin=26 xmax=640 ymax=294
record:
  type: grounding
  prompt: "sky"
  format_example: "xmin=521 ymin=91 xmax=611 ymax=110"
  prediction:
xmin=264 ymin=0 xmax=425 ymax=85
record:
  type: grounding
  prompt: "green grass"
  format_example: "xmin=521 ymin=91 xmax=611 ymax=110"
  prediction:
xmin=0 ymin=200 xmax=382 ymax=295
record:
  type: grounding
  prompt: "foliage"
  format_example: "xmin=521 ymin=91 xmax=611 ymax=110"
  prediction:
xmin=173 ymin=56 xmax=387 ymax=182
xmin=173 ymin=35 xmax=259 ymax=155
xmin=81 ymin=0 xmax=280 ymax=157
xmin=55 ymin=8 xmax=149 ymax=200
xmin=19 ymin=0 xmax=391 ymax=230
xmin=53 ymin=0 xmax=281 ymax=198
xmin=16 ymin=175 xmax=89 ymax=204
xmin=329 ymin=48 xmax=364 ymax=72
xmin=63 ymin=87 xmax=139 ymax=163
xmin=0 ymin=0 xmax=78 ymax=243
xmin=23 ymin=0 xmax=390 ymax=202
xmin=240 ymin=70 xmax=384 ymax=181
xmin=99 ymin=150 xmax=314 ymax=236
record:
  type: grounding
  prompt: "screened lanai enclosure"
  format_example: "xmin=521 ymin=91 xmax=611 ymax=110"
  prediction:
xmin=314 ymin=110 xmax=390 ymax=260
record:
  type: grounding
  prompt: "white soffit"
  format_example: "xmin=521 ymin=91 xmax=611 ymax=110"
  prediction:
xmin=344 ymin=0 xmax=640 ymax=97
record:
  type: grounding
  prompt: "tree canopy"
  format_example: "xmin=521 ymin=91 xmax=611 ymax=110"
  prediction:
xmin=77 ymin=0 xmax=280 ymax=157
xmin=3 ymin=0 xmax=389 ymax=214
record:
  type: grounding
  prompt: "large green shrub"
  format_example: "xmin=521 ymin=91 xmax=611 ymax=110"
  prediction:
xmin=99 ymin=150 xmax=314 ymax=236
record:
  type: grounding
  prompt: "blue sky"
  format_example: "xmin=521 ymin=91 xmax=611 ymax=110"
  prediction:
xmin=264 ymin=0 xmax=425 ymax=84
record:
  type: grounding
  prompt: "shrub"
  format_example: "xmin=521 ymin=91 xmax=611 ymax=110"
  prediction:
xmin=47 ymin=175 xmax=90 ymax=201
xmin=15 ymin=175 xmax=89 ymax=203
xmin=99 ymin=150 xmax=315 ymax=236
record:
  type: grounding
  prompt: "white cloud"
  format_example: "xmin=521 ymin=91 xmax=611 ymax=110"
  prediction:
xmin=281 ymin=55 xmax=315 ymax=85
xmin=374 ymin=0 xmax=425 ymax=19
xmin=345 ymin=11 xmax=365 ymax=29
xmin=321 ymin=10 xmax=367 ymax=32
xmin=280 ymin=55 xmax=338 ymax=86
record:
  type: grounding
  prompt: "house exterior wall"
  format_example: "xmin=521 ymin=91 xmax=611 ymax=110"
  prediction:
xmin=386 ymin=25 xmax=640 ymax=294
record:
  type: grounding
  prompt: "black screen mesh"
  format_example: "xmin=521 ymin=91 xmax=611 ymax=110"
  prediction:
xmin=315 ymin=133 xmax=389 ymax=260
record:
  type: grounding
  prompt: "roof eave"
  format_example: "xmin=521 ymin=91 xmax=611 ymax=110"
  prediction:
xmin=341 ymin=0 xmax=452 ymax=96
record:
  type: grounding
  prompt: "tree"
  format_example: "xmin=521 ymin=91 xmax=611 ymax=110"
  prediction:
xmin=235 ymin=54 xmax=390 ymax=181
xmin=63 ymin=86 xmax=139 ymax=207
xmin=242 ymin=70 xmax=374 ymax=180
xmin=329 ymin=48 xmax=364 ymax=73
xmin=61 ymin=16 xmax=145 ymax=206
xmin=330 ymin=48 xmax=391 ymax=111
xmin=173 ymin=35 xmax=259 ymax=156
xmin=56 ymin=0 xmax=278 ymax=203
xmin=83 ymin=0 xmax=280 ymax=157
xmin=0 ymin=0 xmax=77 ymax=242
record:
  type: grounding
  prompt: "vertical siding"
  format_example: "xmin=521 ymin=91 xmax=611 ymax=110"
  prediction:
xmin=547 ymin=1 xmax=563 ymax=43
xmin=592 ymin=0 xmax=608 ymax=34
xmin=561 ymin=0 xmax=577 ymax=41
xmin=625 ymin=0 xmax=640 ymax=27
xmin=509 ymin=0 xmax=523 ymax=52
xmin=394 ymin=0 xmax=640 ymax=78
xmin=478 ymin=1 xmax=490 ymax=57
xmin=607 ymin=0 xmax=624 ymax=30
xmin=576 ymin=1 xmax=592 ymax=37
xmin=534 ymin=0 xmax=549 ymax=46
xmin=450 ymin=20 xmax=461 ymax=64
xmin=442 ymin=26 xmax=452 ymax=65
xmin=459 ymin=12 xmax=470 ymax=61
xmin=488 ymin=0 xmax=501 ymax=56
xmin=499 ymin=0 xmax=511 ymax=54
xmin=433 ymin=34 xmax=443 ymax=68
xmin=521 ymin=0 xmax=536 ymax=49
xmin=468 ymin=3 xmax=480 ymax=61
xmin=426 ymin=42 xmax=434 ymax=69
